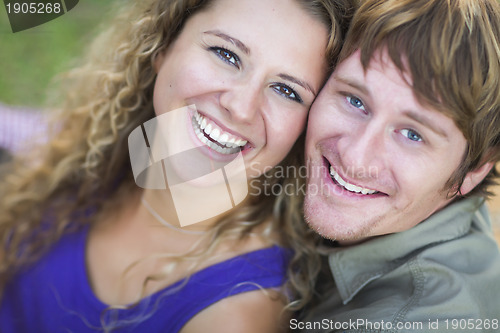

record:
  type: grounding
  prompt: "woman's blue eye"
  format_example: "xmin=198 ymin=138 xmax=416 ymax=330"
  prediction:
xmin=401 ymin=129 xmax=423 ymax=142
xmin=211 ymin=47 xmax=240 ymax=68
xmin=347 ymin=95 xmax=365 ymax=111
xmin=272 ymin=84 xmax=302 ymax=103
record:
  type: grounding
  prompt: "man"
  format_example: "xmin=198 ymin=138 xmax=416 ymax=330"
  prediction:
xmin=298 ymin=0 xmax=500 ymax=331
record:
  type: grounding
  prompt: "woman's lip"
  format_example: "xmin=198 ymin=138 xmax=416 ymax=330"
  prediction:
xmin=197 ymin=110 xmax=253 ymax=147
xmin=185 ymin=108 xmax=253 ymax=161
xmin=191 ymin=116 xmax=241 ymax=154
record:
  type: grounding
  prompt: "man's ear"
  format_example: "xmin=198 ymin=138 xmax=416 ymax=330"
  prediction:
xmin=459 ymin=161 xmax=494 ymax=195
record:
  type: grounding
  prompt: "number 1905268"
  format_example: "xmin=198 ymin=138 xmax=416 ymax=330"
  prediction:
xmin=444 ymin=318 xmax=499 ymax=330
xmin=5 ymin=2 xmax=62 ymax=14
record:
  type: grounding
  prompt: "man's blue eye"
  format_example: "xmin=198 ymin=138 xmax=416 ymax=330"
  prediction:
xmin=401 ymin=129 xmax=423 ymax=142
xmin=347 ymin=96 xmax=365 ymax=111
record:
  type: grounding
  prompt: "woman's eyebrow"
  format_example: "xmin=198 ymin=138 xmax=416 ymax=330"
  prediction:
xmin=204 ymin=30 xmax=250 ymax=55
xmin=278 ymin=73 xmax=316 ymax=95
xmin=204 ymin=30 xmax=314 ymax=96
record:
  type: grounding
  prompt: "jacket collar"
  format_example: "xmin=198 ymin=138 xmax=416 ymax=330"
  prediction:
xmin=328 ymin=196 xmax=486 ymax=304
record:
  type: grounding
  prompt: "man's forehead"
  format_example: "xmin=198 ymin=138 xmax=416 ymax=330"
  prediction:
xmin=342 ymin=48 xmax=413 ymax=83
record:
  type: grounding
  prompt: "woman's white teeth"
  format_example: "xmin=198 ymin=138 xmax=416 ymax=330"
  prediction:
xmin=205 ymin=123 xmax=213 ymax=135
xmin=209 ymin=128 xmax=220 ymax=141
xmin=200 ymin=118 xmax=207 ymax=130
xmin=330 ymin=166 xmax=378 ymax=195
xmin=192 ymin=111 xmax=248 ymax=154
xmin=219 ymin=133 xmax=229 ymax=143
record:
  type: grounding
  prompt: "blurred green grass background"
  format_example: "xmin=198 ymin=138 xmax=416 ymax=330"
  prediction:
xmin=0 ymin=0 xmax=114 ymax=107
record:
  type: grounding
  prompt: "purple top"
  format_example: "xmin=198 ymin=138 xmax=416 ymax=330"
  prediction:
xmin=0 ymin=226 xmax=291 ymax=332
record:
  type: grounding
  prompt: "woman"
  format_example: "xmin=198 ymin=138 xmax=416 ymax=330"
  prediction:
xmin=0 ymin=0 xmax=353 ymax=331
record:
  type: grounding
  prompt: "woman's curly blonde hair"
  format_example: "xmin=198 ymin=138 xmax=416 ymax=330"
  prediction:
xmin=0 ymin=0 xmax=354 ymax=314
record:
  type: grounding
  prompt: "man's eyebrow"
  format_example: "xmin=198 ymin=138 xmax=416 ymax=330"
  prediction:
xmin=204 ymin=30 xmax=250 ymax=55
xmin=335 ymin=75 xmax=448 ymax=138
xmin=403 ymin=110 xmax=448 ymax=138
xmin=333 ymin=76 xmax=370 ymax=96
xmin=278 ymin=73 xmax=316 ymax=96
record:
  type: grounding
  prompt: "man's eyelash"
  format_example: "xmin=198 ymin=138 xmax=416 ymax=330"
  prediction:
xmin=339 ymin=91 xmax=367 ymax=113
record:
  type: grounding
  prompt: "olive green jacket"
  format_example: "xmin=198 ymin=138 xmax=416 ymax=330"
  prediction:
xmin=299 ymin=197 xmax=500 ymax=332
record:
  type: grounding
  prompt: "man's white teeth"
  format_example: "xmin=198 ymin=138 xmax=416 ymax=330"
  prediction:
xmin=330 ymin=166 xmax=378 ymax=195
xmin=192 ymin=111 xmax=248 ymax=154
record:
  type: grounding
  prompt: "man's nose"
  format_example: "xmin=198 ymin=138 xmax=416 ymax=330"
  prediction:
xmin=337 ymin=123 xmax=385 ymax=179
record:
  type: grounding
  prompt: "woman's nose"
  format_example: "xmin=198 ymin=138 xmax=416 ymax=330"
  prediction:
xmin=219 ymin=78 xmax=262 ymax=123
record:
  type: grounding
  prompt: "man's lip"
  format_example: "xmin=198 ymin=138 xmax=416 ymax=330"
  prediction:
xmin=322 ymin=156 xmax=387 ymax=196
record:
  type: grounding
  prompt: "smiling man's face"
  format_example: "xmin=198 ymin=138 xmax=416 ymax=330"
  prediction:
xmin=304 ymin=49 xmax=470 ymax=244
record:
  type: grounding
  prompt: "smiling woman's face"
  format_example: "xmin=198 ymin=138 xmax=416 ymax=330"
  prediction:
xmin=152 ymin=0 xmax=328 ymax=177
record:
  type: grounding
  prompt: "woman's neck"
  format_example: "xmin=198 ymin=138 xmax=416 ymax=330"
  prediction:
xmin=140 ymin=188 xmax=221 ymax=233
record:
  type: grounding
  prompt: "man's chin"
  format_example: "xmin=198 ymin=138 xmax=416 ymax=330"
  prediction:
xmin=304 ymin=197 xmax=376 ymax=244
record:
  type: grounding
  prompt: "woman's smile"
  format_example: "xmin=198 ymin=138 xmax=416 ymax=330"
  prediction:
xmin=152 ymin=0 xmax=329 ymax=177
xmin=191 ymin=110 xmax=249 ymax=155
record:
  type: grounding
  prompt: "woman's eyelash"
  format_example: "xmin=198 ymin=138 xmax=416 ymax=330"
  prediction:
xmin=209 ymin=46 xmax=240 ymax=68
xmin=271 ymin=83 xmax=303 ymax=103
xmin=208 ymin=44 xmax=302 ymax=104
